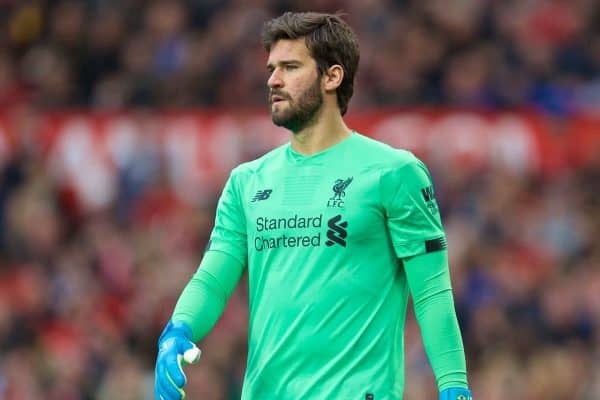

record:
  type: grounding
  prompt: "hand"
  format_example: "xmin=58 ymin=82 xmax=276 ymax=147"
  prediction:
xmin=439 ymin=387 xmax=472 ymax=400
xmin=154 ymin=320 xmax=201 ymax=400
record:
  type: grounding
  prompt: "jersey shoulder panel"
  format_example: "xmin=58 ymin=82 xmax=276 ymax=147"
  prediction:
xmin=352 ymin=133 xmax=419 ymax=170
xmin=231 ymin=142 xmax=289 ymax=180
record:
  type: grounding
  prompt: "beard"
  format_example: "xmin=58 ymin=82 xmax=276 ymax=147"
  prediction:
xmin=270 ymin=77 xmax=323 ymax=132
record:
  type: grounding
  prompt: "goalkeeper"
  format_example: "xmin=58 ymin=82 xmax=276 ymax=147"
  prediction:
xmin=155 ymin=11 xmax=472 ymax=400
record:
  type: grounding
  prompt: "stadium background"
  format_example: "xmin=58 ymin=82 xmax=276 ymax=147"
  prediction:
xmin=0 ymin=0 xmax=599 ymax=399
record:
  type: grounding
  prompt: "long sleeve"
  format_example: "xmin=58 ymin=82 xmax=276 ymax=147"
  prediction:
xmin=172 ymin=250 xmax=245 ymax=342
xmin=403 ymin=249 xmax=468 ymax=391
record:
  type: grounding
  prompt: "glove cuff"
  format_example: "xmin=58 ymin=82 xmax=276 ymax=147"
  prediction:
xmin=158 ymin=319 xmax=193 ymax=345
xmin=439 ymin=387 xmax=472 ymax=400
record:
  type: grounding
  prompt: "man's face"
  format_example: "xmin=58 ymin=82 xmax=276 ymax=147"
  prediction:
xmin=266 ymin=39 xmax=323 ymax=132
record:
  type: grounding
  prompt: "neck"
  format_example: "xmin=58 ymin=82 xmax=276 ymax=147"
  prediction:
xmin=290 ymin=106 xmax=352 ymax=155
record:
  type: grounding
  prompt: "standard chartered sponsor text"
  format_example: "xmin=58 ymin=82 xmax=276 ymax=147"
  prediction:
xmin=255 ymin=214 xmax=322 ymax=251
xmin=255 ymin=233 xmax=321 ymax=250
xmin=256 ymin=214 xmax=322 ymax=231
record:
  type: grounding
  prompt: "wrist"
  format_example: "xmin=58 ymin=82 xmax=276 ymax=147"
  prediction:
xmin=439 ymin=387 xmax=472 ymax=400
xmin=158 ymin=320 xmax=193 ymax=344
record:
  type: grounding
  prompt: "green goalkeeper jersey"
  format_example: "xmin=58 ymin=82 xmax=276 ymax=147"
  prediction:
xmin=208 ymin=132 xmax=450 ymax=399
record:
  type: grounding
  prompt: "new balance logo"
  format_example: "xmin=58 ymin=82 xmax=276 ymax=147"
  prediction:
xmin=252 ymin=189 xmax=272 ymax=202
xmin=325 ymin=214 xmax=348 ymax=247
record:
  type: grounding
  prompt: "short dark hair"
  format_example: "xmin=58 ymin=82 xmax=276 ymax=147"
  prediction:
xmin=261 ymin=12 xmax=360 ymax=116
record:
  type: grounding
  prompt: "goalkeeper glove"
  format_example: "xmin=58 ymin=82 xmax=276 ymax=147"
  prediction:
xmin=439 ymin=387 xmax=472 ymax=400
xmin=154 ymin=320 xmax=201 ymax=400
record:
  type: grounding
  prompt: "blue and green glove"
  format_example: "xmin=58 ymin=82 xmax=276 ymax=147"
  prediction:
xmin=440 ymin=387 xmax=472 ymax=400
xmin=154 ymin=320 xmax=201 ymax=400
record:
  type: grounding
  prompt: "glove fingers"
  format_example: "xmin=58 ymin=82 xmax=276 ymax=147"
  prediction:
xmin=156 ymin=367 xmax=184 ymax=400
xmin=156 ymin=356 xmax=184 ymax=400
xmin=155 ymin=378 xmax=174 ymax=400
xmin=156 ymin=379 xmax=183 ymax=400
xmin=165 ymin=352 xmax=187 ymax=388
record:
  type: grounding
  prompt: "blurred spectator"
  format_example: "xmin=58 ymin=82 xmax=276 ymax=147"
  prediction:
xmin=0 ymin=0 xmax=597 ymax=112
xmin=0 ymin=115 xmax=597 ymax=397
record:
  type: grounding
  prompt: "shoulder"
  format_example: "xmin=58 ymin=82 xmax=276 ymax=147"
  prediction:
xmin=350 ymin=133 xmax=433 ymax=191
xmin=352 ymin=132 xmax=422 ymax=170
xmin=230 ymin=142 xmax=289 ymax=180
xmin=231 ymin=143 xmax=289 ymax=175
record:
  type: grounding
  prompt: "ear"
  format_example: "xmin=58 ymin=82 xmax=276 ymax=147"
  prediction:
xmin=322 ymin=64 xmax=344 ymax=92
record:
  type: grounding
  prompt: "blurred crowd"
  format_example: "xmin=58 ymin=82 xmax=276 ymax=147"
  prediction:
xmin=0 ymin=0 xmax=599 ymax=400
xmin=0 ymin=116 xmax=599 ymax=399
xmin=0 ymin=0 xmax=599 ymax=113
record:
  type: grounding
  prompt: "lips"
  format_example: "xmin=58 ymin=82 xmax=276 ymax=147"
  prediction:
xmin=270 ymin=93 xmax=288 ymax=104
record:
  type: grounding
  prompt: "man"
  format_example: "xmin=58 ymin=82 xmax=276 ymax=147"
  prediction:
xmin=155 ymin=11 xmax=472 ymax=400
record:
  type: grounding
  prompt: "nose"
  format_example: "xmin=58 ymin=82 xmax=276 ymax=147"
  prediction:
xmin=267 ymin=69 xmax=283 ymax=89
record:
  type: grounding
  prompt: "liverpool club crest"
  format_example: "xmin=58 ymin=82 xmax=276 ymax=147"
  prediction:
xmin=327 ymin=177 xmax=353 ymax=208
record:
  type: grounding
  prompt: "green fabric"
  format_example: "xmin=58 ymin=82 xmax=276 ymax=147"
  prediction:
xmin=172 ymin=250 xmax=244 ymax=342
xmin=190 ymin=132 xmax=467 ymax=399
xmin=380 ymin=157 xmax=446 ymax=258
xmin=403 ymin=250 xmax=468 ymax=391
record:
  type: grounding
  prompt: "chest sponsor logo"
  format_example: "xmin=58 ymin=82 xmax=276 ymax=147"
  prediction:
xmin=325 ymin=214 xmax=348 ymax=247
xmin=327 ymin=177 xmax=353 ymax=208
xmin=254 ymin=214 xmax=322 ymax=251
xmin=253 ymin=214 xmax=349 ymax=251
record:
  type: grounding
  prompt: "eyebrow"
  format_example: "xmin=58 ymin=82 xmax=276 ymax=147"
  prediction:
xmin=266 ymin=60 xmax=302 ymax=70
